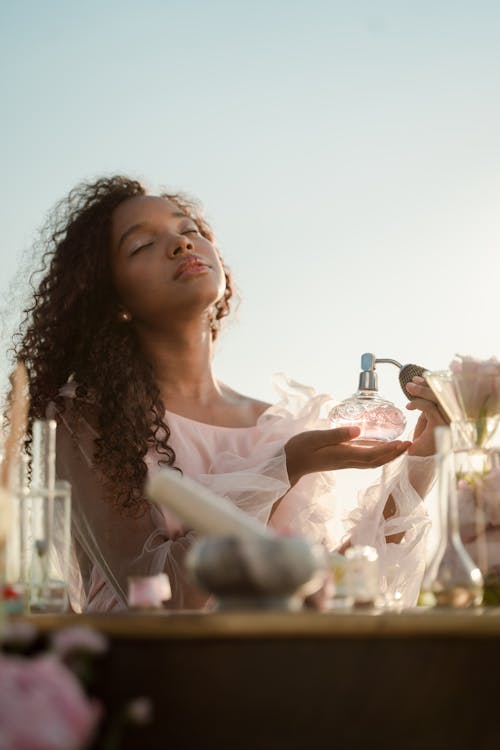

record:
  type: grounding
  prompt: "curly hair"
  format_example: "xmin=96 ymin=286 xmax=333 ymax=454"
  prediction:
xmin=12 ymin=175 xmax=233 ymax=515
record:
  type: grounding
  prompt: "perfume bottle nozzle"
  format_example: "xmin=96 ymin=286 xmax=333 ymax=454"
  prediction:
xmin=358 ymin=353 xmax=427 ymax=399
xmin=358 ymin=353 xmax=378 ymax=391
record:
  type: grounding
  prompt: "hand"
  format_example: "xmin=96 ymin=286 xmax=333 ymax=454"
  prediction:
xmin=285 ymin=426 xmax=411 ymax=486
xmin=405 ymin=376 xmax=448 ymax=456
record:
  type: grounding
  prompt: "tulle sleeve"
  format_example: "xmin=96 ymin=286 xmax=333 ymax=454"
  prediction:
xmin=52 ymin=397 xmax=209 ymax=612
xmin=344 ymin=454 xmax=434 ymax=607
xmin=268 ymin=375 xmax=434 ymax=606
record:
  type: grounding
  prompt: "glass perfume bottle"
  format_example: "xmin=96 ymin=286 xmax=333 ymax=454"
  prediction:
xmin=329 ymin=353 xmax=406 ymax=442
xmin=421 ymin=426 xmax=483 ymax=607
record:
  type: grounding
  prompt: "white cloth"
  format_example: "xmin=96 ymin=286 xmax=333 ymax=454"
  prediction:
xmin=53 ymin=374 xmax=433 ymax=612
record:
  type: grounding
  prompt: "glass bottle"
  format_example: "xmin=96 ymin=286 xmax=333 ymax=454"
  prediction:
xmin=29 ymin=420 xmax=71 ymax=613
xmin=344 ymin=545 xmax=379 ymax=607
xmin=422 ymin=426 xmax=483 ymax=607
xmin=329 ymin=353 xmax=406 ymax=442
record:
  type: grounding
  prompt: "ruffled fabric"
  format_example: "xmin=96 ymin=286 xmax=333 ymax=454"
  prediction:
xmin=344 ymin=454 xmax=433 ymax=606
xmin=53 ymin=374 xmax=434 ymax=612
xmin=156 ymin=373 xmax=339 ymax=547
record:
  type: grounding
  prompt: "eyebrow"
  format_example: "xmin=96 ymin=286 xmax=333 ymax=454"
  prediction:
xmin=117 ymin=212 xmax=193 ymax=252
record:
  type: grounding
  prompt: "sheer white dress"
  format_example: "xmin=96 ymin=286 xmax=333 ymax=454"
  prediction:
xmin=52 ymin=375 xmax=434 ymax=612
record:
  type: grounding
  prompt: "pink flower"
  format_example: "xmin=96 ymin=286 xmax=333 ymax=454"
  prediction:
xmin=50 ymin=626 xmax=108 ymax=659
xmin=449 ymin=355 xmax=500 ymax=420
xmin=126 ymin=697 xmax=153 ymax=725
xmin=0 ymin=654 xmax=101 ymax=749
xmin=450 ymin=356 xmax=500 ymax=378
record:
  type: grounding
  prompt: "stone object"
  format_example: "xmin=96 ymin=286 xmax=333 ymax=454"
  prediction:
xmin=186 ymin=535 xmax=326 ymax=611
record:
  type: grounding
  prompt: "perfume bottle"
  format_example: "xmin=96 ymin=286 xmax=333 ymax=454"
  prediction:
xmin=329 ymin=353 xmax=407 ymax=442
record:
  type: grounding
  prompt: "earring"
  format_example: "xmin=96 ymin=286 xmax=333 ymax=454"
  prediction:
xmin=119 ymin=311 xmax=132 ymax=322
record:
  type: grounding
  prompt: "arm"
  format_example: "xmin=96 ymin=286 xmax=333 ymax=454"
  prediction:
xmin=377 ymin=374 xmax=446 ymax=543
xmin=369 ymin=375 xmax=446 ymax=545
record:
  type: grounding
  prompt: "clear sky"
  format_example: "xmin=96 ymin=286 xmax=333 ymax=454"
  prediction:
xmin=1 ymin=0 xmax=500 ymax=504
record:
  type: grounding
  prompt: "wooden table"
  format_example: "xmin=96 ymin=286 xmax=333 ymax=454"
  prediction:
xmin=24 ymin=609 xmax=500 ymax=750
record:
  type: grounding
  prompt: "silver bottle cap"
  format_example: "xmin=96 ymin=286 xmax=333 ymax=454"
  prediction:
xmin=358 ymin=353 xmax=378 ymax=391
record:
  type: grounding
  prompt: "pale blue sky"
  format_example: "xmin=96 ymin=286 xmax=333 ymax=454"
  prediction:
xmin=2 ymin=0 xmax=500 ymax=501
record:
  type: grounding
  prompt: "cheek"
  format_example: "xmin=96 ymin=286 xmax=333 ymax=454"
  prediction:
xmin=215 ymin=265 xmax=227 ymax=300
xmin=111 ymin=261 xmax=162 ymax=312
xmin=111 ymin=263 xmax=136 ymax=305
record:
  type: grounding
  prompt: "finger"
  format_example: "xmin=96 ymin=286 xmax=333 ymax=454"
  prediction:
xmin=350 ymin=443 xmax=410 ymax=468
xmin=314 ymin=425 xmax=361 ymax=448
xmin=408 ymin=377 xmax=449 ymax=421
xmin=405 ymin=382 xmax=438 ymax=403
xmin=346 ymin=440 xmax=411 ymax=466
xmin=406 ymin=397 xmax=447 ymax=424
xmin=366 ymin=442 xmax=410 ymax=466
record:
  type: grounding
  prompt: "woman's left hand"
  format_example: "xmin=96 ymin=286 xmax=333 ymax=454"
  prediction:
xmin=405 ymin=376 xmax=448 ymax=456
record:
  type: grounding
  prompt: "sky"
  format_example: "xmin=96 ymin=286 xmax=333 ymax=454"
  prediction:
xmin=1 ymin=0 xmax=500 ymax=505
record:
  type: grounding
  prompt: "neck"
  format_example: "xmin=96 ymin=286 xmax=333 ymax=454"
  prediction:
xmin=135 ymin=319 xmax=221 ymax=403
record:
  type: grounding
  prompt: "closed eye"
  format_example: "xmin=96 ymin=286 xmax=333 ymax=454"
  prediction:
xmin=183 ymin=228 xmax=200 ymax=235
xmin=130 ymin=241 xmax=154 ymax=255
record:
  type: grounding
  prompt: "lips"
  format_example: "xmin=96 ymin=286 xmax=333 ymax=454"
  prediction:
xmin=173 ymin=256 xmax=210 ymax=280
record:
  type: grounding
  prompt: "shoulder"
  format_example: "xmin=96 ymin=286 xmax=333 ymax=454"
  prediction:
xmin=220 ymin=384 xmax=271 ymax=421
xmin=247 ymin=397 xmax=272 ymax=421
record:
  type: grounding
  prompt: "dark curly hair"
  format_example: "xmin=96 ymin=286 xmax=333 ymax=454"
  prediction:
xmin=12 ymin=175 xmax=233 ymax=515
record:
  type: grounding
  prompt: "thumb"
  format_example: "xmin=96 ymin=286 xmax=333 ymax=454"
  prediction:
xmin=315 ymin=425 xmax=361 ymax=448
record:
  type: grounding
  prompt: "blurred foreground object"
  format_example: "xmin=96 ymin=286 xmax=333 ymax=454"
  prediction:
xmin=186 ymin=534 xmax=326 ymax=611
xmin=128 ymin=573 xmax=172 ymax=609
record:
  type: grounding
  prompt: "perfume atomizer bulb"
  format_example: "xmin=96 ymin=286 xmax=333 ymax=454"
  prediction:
xmin=399 ymin=364 xmax=428 ymax=400
xmin=365 ymin=355 xmax=429 ymax=399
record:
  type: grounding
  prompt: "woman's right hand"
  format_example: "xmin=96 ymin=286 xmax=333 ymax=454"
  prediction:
xmin=284 ymin=426 xmax=411 ymax=487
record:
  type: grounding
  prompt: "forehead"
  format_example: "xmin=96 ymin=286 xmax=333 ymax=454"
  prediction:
xmin=111 ymin=195 xmax=187 ymax=240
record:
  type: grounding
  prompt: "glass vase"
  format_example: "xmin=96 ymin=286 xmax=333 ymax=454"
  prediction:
xmin=425 ymin=369 xmax=500 ymax=451
xmin=421 ymin=426 xmax=483 ymax=607
xmin=456 ymin=445 xmax=500 ymax=605
xmin=424 ymin=366 xmax=500 ymax=605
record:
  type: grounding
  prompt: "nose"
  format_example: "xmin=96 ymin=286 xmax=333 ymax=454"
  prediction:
xmin=167 ymin=233 xmax=194 ymax=259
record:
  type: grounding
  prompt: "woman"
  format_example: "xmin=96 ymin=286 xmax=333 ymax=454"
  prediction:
xmin=12 ymin=176 xmax=443 ymax=611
